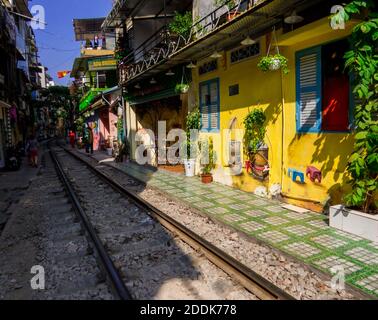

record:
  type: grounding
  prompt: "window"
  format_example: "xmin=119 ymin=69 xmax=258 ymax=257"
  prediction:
xmin=199 ymin=60 xmax=218 ymax=75
xmin=296 ymin=39 xmax=352 ymax=133
xmin=230 ymin=42 xmax=260 ymax=64
xmin=200 ymin=79 xmax=220 ymax=132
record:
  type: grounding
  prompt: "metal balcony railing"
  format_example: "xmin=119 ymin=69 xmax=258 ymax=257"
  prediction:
xmin=119 ymin=0 xmax=260 ymax=84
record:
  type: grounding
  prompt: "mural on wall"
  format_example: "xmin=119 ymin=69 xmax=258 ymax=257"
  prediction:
xmin=306 ymin=166 xmax=322 ymax=183
xmin=288 ymin=168 xmax=305 ymax=184
xmin=287 ymin=166 xmax=323 ymax=184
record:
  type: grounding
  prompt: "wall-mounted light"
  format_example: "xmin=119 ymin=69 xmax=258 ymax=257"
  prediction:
xmin=241 ymin=36 xmax=256 ymax=46
xmin=134 ymin=83 xmax=141 ymax=89
xmin=210 ymin=50 xmax=222 ymax=59
xmin=186 ymin=61 xmax=197 ymax=69
xmin=165 ymin=69 xmax=175 ymax=76
xmin=150 ymin=78 xmax=157 ymax=84
xmin=284 ymin=10 xmax=304 ymax=24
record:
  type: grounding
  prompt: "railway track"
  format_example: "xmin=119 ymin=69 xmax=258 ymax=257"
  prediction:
xmin=50 ymin=143 xmax=295 ymax=300
xmin=16 ymin=150 xmax=114 ymax=299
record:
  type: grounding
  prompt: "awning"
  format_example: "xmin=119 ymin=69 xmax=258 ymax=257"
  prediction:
xmin=102 ymin=85 xmax=121 ymax=95
xmin=128 ymin=87 xmax=178 ymax=105
xmin=14 ymin=0 xmax=32 ymax=18
xmin=73 ymin=18 xmax=106 ymax=41
xmin=0 ymin=100 xmax=11 ymax=109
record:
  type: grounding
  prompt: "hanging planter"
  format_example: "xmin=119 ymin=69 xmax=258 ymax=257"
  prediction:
xmin=257 ymin=26 xmax=289 ymax=75
xmin=175 ymin=67 xmax=190 ymax=94
xmin=175 ymin=83 xmax=190 ymax=94
xmin=258 ymin=54 xmax=289 ymax=74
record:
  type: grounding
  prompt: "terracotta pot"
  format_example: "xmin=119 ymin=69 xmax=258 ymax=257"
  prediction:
xmin=227 ymin=10 xmax=239 ymax=21
xmin=201 ymin=174 xmax=213 ymax=184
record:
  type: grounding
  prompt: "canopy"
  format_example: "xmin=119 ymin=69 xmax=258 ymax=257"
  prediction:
xmin=73 ymin=18 xmax=106 ymax=41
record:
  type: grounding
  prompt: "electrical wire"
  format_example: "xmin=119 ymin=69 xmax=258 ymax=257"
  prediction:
xmin=47 ymin=52 xmax=78 ymax=70
xmin=38 ymin=46 xmax=79 ymax=52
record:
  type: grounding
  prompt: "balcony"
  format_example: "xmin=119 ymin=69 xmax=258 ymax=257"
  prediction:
xmin=119 ymin=0 xmax=260 ymax=84
xmin=119 ymin=0 xmax=324 ymax=85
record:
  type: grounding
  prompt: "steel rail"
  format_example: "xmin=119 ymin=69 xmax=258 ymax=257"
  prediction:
xmin=49 ymin=149 xmax=132 ymax=300
xmin=62 ymin=146 xmax=295 ymax=300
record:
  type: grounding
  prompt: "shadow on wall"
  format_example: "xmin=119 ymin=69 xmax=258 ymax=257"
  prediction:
xmin=288 ymin=132 xmax=354 ymax=207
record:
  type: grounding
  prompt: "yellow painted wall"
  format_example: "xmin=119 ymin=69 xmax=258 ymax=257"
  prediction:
xmin=192 ymin=18 xmax=358 ymax=212
xmin=193 ymin=39 xmax=284 ymax=193
xmin=280 ymin=19 xmax=357 ymax=210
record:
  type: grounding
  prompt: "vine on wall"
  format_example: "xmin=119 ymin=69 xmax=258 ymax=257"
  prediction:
xmin=332 ymin=1 xmax=378 ymax=212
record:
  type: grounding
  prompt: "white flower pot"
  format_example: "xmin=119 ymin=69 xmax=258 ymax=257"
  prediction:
xmin=181 ymin=86 xmax=189 ymax=94
xmin=184 ymin=159 xmax=196 ymax=177
xmin=269 ymin=59 xmax=281 ymax=71
xmin=329 ymin=205 xmax=378 ymax=242
xmin=106 ymin=148 xmax=113 ymax=156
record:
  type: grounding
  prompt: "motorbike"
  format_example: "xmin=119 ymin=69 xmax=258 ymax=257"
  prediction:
xmin=5 ymin=145 xmax=22 ymax=171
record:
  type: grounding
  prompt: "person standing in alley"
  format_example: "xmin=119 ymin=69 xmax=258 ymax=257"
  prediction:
xmin=85 ymin=124 xmax=94 ymax=154
xmin=28 ymin=135 xmax=39 ymax=168
xmin=69 ymin=130 xmax=75 ymax=148
xmin=25 ymin=135 xmax=32 ymax=165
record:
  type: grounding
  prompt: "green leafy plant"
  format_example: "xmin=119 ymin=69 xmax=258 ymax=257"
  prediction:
xmin=214 ymin=0 xmax=235 ymax=11
xmin=116 ymin=117 xmax=123 ymax=132
xmin=331 ymin=0 xmax=378 ymax=213
xmin=243 ymin=109 xmax=267 ymax=157
xmin=115 ymin=139 xmax=130 ymax=162
xmin=200 ymin=137 xmax=216 ymax=175
xmin=257 ymin=54 xmax=289 ymax=75
xmin=168 ymin=11 xmax=193 ymax=39
xmin=186 ymin=108 xmax=201 ymax=132
xmin=182 ymin=108 xmax=201 ymax=159
xmin=175 ymin=83 xmax=190 ymax=94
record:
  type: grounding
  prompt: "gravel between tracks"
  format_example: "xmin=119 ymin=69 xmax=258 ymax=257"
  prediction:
xmin=56 ymin=148 xmax=257 ymax=300
xmin=0 ymin=149 xmax=114 ymax=300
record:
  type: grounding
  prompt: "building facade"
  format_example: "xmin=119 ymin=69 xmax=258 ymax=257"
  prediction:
xmin=70 ymin=17 xmax=121 ymax=151
xmin=104 ymin=0 xmax=368 ymax=212
xmin=0 ymin=0 xmax=40 ymax=168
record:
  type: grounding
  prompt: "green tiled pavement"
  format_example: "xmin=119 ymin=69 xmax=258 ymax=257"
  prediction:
xmin=107 ymin=160 xmax=378 ymax=298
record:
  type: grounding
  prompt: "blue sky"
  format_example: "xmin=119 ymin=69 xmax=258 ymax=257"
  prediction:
xmin=33 ymin=0 xmax=113 ymax=86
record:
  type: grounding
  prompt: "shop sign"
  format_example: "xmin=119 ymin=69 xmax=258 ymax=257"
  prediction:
xmin=88 ymin=59 xmax=117 ymax=71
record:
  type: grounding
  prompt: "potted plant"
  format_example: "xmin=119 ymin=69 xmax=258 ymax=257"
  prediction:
xmin=168 ymin=11 xmax=193 ymax=40
xmin=181 ymin=140 xmax=196 ymax=177
xmin=215 ymin=0 xmax=238 ymax=21
xmin=175 ymin=83 xmax=190 ymax=94
xmin=329 ymin=1 xmax=377 ymax=242
xmin=115 ymin=139 xmax=130 ymax=163
xmin=257 ymin=54 xmax=289 ymax=75
xmin=200 ymin=137 xmax=216 ymax=183
xmin=182 ymin=108 xmax=200 ymax=177
xmin=243 ymin=109 xmax=269 ymax=179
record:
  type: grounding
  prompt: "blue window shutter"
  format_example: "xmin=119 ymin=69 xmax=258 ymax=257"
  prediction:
xmin=200 ymin=79 xmax=220 ymax=132
xmin=296 ymin=47 xmax=322 ymax=133
xmin=209 ymin=79 xmax=220 ymax=132
xmin=200 ymin=82 xmax=209 ymax=131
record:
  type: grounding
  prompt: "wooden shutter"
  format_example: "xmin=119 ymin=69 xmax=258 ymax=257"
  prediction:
xmin=296 ymin=47 xmax=322 ymax=132
xmin=209 ymin=81 xmax=219 ymax=131
xmin=200 ymin=79 xmax=220 ymax=132
xmin=200 ymin=83 xmax=209 ymax=131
